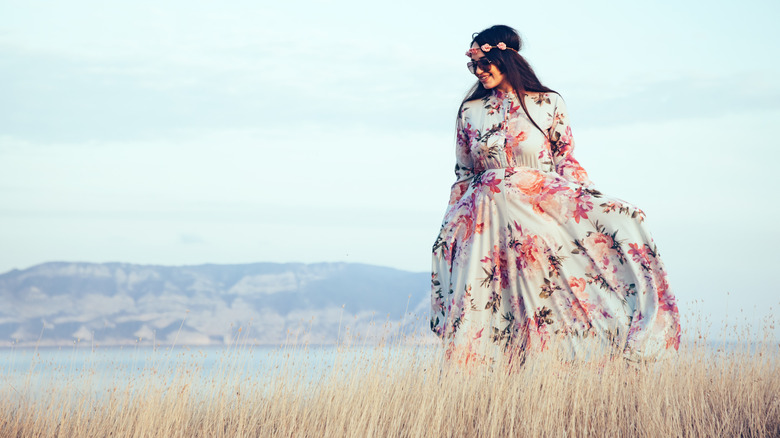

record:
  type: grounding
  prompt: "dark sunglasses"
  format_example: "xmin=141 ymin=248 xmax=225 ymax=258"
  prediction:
xmin=467 ymin=58 xmax=493 ymax=74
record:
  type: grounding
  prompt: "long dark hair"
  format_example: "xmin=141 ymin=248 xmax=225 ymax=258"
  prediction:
xmin=461 ymin=25 xmax=555 ymax=137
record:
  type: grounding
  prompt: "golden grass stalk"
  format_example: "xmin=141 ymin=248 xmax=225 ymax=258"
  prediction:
xmin=1 ymin=328 xmax=778 ymax=437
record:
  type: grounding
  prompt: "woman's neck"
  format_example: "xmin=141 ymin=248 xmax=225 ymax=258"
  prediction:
xmin=496 ymin=80 xmax=515 ymax=95
xmin=493 ymin=86 xmax=516 ymax=98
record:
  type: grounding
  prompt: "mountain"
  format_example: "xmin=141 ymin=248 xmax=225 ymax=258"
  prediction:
xmin=0 ymin=262 xmax=434 ymax=347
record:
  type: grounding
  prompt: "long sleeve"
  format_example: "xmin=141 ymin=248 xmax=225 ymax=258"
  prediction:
xmin=448 ymin=107 xmax=475 ymax=205
xmin=549 ymin=95 xmax=594 ymax=187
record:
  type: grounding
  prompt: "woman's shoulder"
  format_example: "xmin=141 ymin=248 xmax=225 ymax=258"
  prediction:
xmin=461 ymin=96 xmax=486 ymax=108
xmin=458 ymin=98 xmax=485 ymax=118
xmin=524 ymin=91 xmax=563 ymax=107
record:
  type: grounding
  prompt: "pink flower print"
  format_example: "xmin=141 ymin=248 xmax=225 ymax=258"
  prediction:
xmin=583 ymin=232 xmax=617 ymax=264
xmin=452 ymin=212 xmax=475 ymax=243
xmin=510 ymin=295 xmax=524 ymax=314
xmin=474 ymin=202 xmax=491 ymax=235
xmin=556 ymin=155 xmax=592 ymax=187
xmin=513 ymin=129 xmax=528 ymax=143
xmin=498 ymin=267 xmax=510 ymax=290
xmin=515 ymin=171 xmax=545 ymax=196
xmin=592 ymin=233 xmax=613 ymax=249
xmin=514 ymin=235 xmax=543 ymax=273
xmin=497 ymin=42 xmax=507 ymax=50
xmin=537 ymin=148 xmax=553 ymax=166
xmin=504 ymin=121 xmax=527 ymax=150
xmin=481 ymin=43 xmax=492 ymax=52
xmin=655 ymin=274 xmax=678 ymax=314
xmin=570 ymin=164 xmax=589 ymax=185
xmin=571 ymin=189 xmax=593 ymax=223
xmin=569 ymin=276 xmax=590 ymax=314
xmin=503 ymin=143 xmax=515 ymax=164
xmin=479 ymin=245 xmax=511 ymax=289
xmin=456 ymin=121 xmax=476 ymax=153
xmin=628 ymin=243 xmax=650 ymax=266
xmin=448 ymin=180 xmax=470 ymax=206
xmin=666 ymin=319 xmax=681 ymax=350
xmin=506 ymin=101 xmax=521 ymax=116
xmin=556 ymin=126 xmax=573 ymax=156
xmin=481 ymin=244 xmax=507 ymax=272
xmin=455 ymin=131 xmax=469 ymax=151
xmin=659 ymin=290 xmax=678 ymax=313
xmin=462 ymin=121 xmax=479 ymax=141
xmin=570 ymin=190 xmax=589 ymax=213
xmin=569 ymin=276 xmax=586 ymax=294
xmin=666 ymin=333 xmax=681 ymax=350
xmin=481 ymin=173 xmax=502 ymax=194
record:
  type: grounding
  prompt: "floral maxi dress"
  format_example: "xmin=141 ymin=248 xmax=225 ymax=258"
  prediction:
xmin=430 ymin=90 xmax=681 ymax=364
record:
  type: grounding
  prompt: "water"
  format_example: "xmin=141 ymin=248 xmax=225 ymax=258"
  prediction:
xmin=0 ymin=344 xmax=437 ymax=400
xmin=1 ymin=339 xmax=772 ymax=401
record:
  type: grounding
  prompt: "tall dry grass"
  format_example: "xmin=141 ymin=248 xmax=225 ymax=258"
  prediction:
xmin=1 ymin=326 xmax=778 ymax=437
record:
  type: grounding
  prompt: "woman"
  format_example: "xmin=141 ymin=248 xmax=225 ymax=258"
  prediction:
xmin=430 ymin=25 xmax=681 ymax=365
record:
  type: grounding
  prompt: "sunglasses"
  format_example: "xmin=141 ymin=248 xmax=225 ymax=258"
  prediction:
xmin=466 ymin=58 xmax=493 ymax=74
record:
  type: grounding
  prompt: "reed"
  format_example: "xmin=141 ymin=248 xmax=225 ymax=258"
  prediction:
xmin=1 ymin=325 xmax=778 ymax=437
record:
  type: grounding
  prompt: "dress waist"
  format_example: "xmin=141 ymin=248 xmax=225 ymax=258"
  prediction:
xmin=474 ymin=153 xmax=552 ymax=174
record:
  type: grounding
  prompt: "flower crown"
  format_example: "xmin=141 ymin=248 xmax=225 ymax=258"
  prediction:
xmin=465 ymin=42 xmax=518 ymax=57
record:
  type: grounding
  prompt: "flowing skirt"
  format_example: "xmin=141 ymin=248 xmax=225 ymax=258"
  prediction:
xmin=431 ymin=166 xmax=681 ymax=365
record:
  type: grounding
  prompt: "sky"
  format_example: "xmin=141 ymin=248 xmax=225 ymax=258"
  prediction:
xmin=1 ymin=0 xmax=779 ymax=337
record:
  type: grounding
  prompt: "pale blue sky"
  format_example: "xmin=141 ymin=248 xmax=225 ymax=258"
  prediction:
xmin=2 ymin=0 xmax=779 ymax=335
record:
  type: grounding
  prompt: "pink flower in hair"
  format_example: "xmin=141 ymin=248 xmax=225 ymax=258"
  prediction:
xmin=497 ymin=42 xmax=507 ymax=50
xmin=481 ymin=43 xmax=492 ymax=52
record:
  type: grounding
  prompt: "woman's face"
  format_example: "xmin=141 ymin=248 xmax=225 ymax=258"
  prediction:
xmin=469 ymin=42 xmax=509 ymax=91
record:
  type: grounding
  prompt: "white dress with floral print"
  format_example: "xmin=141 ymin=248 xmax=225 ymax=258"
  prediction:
xmin=431 ymin=90 xmax=681 ymax=365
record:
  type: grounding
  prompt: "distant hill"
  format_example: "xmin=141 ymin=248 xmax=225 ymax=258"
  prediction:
xmin=0 ymin=262 xmax=433 ymax=347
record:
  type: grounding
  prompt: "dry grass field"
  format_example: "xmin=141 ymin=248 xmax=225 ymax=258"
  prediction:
xmin=1 ymin=325 xmax=778 ymax=438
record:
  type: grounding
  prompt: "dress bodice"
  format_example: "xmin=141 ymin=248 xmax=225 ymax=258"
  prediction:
xmin=459 ymin=90 xmax=556 ymax=174
xmin=451 ymin=90 xmax=593 ymax=197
